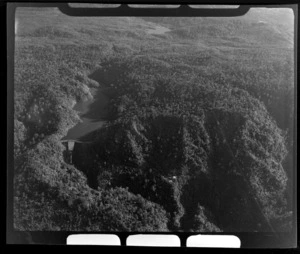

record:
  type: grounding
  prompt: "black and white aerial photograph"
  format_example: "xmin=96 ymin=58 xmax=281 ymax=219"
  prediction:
xmin=12 ymin=4 xmax=295 ymax=233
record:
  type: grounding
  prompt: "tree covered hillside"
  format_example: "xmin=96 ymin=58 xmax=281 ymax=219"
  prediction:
xmin=13 ymin=7 xmax=294 ymax=232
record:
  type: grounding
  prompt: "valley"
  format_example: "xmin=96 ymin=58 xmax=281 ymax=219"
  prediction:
xmin=13 ymin=6 xmax=294 ymax=232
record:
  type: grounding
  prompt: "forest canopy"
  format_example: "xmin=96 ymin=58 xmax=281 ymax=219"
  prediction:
xmin=13 ymin=7 xmax=294 ymax=233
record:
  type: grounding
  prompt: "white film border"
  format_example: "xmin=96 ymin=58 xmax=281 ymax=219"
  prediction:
xmin=67 ymin=234 xmax=241 ymax=248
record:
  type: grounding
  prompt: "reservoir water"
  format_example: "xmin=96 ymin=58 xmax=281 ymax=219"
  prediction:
xmin=62 ymin=24 xmax=170 ymax=142
xmin=146 ymin=25 xmax=171 ymax=35
xmin=62 ymin=87 xmax=109 ymax=142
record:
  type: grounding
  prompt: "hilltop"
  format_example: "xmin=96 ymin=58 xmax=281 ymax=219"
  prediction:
xmin=14 ymin=7 xmax=294 ymax=232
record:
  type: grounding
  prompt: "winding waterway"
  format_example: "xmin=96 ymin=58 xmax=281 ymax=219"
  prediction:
xmin=62 ymin=24 xmax=171 ymax=142
xmin=62 ymin=87 xmax=109 ymax=142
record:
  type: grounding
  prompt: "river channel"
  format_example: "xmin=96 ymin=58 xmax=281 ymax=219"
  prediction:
xmin=62 ymin=23 xmax=171 ymax=142
xmin=62 ymin=87 xmax=109 ymax=142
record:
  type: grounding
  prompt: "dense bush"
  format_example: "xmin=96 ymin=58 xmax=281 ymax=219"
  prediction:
xmin=14 ymin=136 xmax=168 ymax=231
xmin=191 ymin=205 xmax=222 ymax=232
xmin=30 ymin=26 xmax=76 ymax=39
xmin=14 ymin=8 xmax=293 ymax=232
xmin=70 ymin=55 xmax=291 ymax=232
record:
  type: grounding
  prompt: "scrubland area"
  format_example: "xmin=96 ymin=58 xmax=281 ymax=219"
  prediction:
xmin=14 ymin=7 xmax=294 ymax=232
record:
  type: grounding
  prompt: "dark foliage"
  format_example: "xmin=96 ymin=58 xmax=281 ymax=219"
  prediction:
xmin=13 ymin=7 xmax=294 ymax=232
